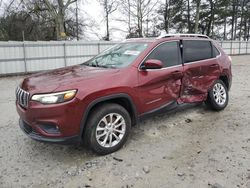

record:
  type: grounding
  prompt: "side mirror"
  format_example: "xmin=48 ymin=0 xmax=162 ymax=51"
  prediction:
xmin=141 ymin=59 xmax=163 ymax=70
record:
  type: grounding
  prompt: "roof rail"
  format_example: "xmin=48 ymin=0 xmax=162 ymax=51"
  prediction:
xmin=157 ymin=33 xmax=210 ymax=39
xmin=123 ymin=37 xmax=156 ymax=42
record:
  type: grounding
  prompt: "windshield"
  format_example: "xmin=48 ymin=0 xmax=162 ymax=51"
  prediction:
xmin=84 ymin=43 xmax=148 ymax=68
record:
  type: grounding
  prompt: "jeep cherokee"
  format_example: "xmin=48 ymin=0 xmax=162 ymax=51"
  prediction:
xmin=16 ymin=34 xmax=232 ymax=154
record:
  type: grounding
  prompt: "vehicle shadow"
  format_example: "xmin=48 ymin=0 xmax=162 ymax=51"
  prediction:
xmin=128 ymin=102 xmax=207 ymax=141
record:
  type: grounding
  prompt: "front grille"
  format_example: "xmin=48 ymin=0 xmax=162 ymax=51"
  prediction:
xmin=16 ymin=86 xmax=30 ymax=108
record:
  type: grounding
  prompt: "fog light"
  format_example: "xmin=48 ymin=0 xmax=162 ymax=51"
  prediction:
xmin=39 ymin=123 xmax=61 ymax=134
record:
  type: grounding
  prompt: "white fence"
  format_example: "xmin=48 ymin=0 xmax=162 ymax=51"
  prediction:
xmin=0 ymin=41 xmax=116 ymax=75
xmin=219 ymin=41 xmax=250 ymax=55
xmin=0 ymin=40 xmax=249 ymax=75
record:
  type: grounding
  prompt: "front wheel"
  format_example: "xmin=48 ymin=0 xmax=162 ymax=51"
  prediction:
xmin=84 ymin=103 xmax=131 ymax=155
xmin=205 ymin=80 xmax=229 ymax=111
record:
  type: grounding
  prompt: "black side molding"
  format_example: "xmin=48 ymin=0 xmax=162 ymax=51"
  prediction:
xmin=138 ymin=101 xmax=178 ymax=121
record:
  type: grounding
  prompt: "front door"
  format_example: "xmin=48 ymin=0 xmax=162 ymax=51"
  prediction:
xmin=137 ymin=41 xmax=183 ymax=114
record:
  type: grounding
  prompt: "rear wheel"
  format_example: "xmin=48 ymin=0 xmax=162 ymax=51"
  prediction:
xmin=205 ymin=80 xmax=229 ymax=111
xmin=84 ymin=103 xmax=131 ymax=155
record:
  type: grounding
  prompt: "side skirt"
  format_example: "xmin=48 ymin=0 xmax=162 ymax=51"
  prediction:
xmin=138 ymin=101 xmax=178 ymax=121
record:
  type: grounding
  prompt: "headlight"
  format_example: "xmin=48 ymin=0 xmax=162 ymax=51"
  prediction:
xmin=31 ymin=90 xmax=77 ymax=104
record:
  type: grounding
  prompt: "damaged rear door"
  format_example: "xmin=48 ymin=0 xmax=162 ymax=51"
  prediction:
xmin=180 ymin=40 xmax=221 ymax=103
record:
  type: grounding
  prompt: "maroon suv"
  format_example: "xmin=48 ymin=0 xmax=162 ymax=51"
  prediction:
xmin=16 ymin=34 xmax=232 ymax=154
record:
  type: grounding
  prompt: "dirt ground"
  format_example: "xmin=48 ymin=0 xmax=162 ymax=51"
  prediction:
xmin=0 ymin=55 xmax=250 ymax=188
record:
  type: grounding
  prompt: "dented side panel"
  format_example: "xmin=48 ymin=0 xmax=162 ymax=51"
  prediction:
xmin=180 ymin=58 xmax=221 ymax=103
xmin=137 ymin=66 xmax=183 ymax=114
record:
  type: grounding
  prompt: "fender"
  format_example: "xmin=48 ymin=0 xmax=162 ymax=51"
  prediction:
xmin=221 ymin=70 xmax=232 ymax=90
xmin=79 ymin=93 xmax=138 ymax=141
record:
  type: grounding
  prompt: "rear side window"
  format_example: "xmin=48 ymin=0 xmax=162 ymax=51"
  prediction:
xmin=212 ymin=45 xmax=220 ymax=57
xmin=183 ymin=40 xmax=212 ymax=63
xmin=145 ymin=41 xmax=181 ymax=68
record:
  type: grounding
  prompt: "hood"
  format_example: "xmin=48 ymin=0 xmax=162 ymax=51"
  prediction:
xmin=21 ymin=65 xmax=120 ymax=93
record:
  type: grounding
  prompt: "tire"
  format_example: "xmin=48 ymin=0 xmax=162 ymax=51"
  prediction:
xmin=205 ymin=80 xmax=229 ymax=111
xmin=84 ymin=103 xmax=131 ymax=155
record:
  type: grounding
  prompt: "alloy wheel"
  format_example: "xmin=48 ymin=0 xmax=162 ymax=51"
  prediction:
xmin=213 ymin=83 xmax=227 ymax=106
xmin=95 ymin=113 xmax=126 ymax=148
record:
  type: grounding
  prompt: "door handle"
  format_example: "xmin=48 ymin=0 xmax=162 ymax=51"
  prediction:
xmin=171 ymin=71 xmax=182 ymax=75
xmin=171 ymin=71 xmax=183 ymax=78
xmin=210 ymin=64 xmax=219 ymax=68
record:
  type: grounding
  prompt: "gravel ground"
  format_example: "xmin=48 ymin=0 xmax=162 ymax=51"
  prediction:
xmin=0 ymin=55 xmax=250 ymax=188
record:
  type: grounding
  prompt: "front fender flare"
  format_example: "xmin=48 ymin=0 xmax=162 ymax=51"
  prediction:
xmin=79 ymin=93 xmax=138 ymax=141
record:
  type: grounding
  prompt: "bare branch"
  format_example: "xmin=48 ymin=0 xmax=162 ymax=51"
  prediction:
xmin=63 ymin=0 xmax=77 ymax=11
xmin=43 ymin=0 xmax=57 ymax=17
xmin=0 ymin=0 xmax=3 ymax=8
xmin=6 ymin=0 xmax=15 ymax=12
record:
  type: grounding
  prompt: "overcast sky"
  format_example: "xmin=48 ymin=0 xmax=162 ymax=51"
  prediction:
xmin=79 ymin=0 xmax=163 ymax=41
xmin=80 ymin=0 xmax=126 ymax=40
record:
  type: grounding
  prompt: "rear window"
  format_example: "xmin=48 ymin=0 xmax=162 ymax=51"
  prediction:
xmin=212 ymin=44 xmax=220 ymax=57
xmin=183 ymin=40 xmax=212 ymax=63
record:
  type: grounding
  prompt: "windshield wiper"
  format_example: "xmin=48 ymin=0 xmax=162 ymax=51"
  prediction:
xmin=85 ymin=59 xmax=99 ymax=67
xmin=99 ymin=64 xmax=117 ymax=69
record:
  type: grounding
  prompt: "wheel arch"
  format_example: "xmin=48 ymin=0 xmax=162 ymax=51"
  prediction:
xmin=219 ymin=75 xmax=229 ymax=89
xmin=79 ymin=93 xmax=138 ymax=140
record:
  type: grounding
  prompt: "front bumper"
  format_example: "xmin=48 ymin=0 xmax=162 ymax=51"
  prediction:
xmin=16 ymin=97 xmax=85 ymax=144
xmin=19 ymin=119 xmax=80 ymax=144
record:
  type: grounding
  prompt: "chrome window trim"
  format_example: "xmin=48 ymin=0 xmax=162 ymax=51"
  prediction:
xmin=138 ymin=40 xmax=181 ymax=72
xmin=143 ymin=64 xmax=183 ymax=71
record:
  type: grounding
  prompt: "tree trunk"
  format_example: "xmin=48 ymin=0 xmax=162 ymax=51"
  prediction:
xmin=239 ymin=0 xmax=245 ymax=41
xmin=194 ymin=0 xmax=201 ymax=34
xmin=43 ymin=0 xmax=77 ymax=41
xmin=140 ymin=16 xmax=143 ymax=37
xmin=106 ymin=12 xmax=110 ymax=41
xmin=231 ymin=0 xmax=235 ymax=40
xmin=76 ymin=0 xmax=79 ymax=41
xmin=239 ymin=15 xmax=243 ymax=40
xmin=211 ymin=14 xmax=215 ymax=38
xmin=243 ymin=17 xmax=247 ymax=41
xmin=224 ymin=16 xmax=227 ymax=40
xmin=137 ymin=0 xmax=143 ymax=37
xmin=164 ymin=0 xmax=169 ymax=33
xmin=207 ymin=0 xmax=214 ymax=37
xmin=140 ymin=4 xmax=143 ymax=37
xmin=187 ymin=0 xmax=191 ymax=33
xmin=137 ymin=15 xmax=140 ymax=37
xmin=56 ymin=14 xmax=66 ymax=40
xmin=234 ymin=0 xmax=239 ymax=40
xmin=247 ymin=19 xmax=250 ymax=41
xmin=128 ymin=0 xmax=131 ymax=35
